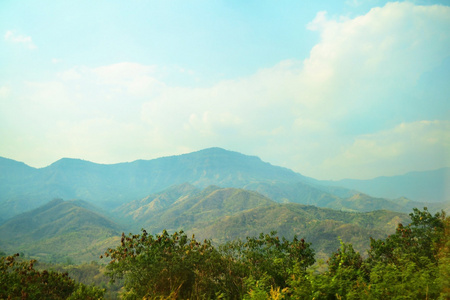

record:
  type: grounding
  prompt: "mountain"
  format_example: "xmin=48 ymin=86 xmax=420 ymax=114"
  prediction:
xmin=326 ymin=193 xmax=448 ymax=213
xmin=1 ymin=148 xmax=447 ymax=223
xmin=0 ymin=148 xmax=348 ymax=221
xmin=0 ymin=199 xmax=122 ymax=263
xmin=195 ymin=204 xmax=410 ymax=259
xmin=0 ymin=184 xmax=413 ymax=262
xmin=115 ymin=184 xmax=411 ymax=259
xmin=116 ymin=184 xmax=276 ymax=233
xmin=326 ymin=168 xmax=450 ymax=203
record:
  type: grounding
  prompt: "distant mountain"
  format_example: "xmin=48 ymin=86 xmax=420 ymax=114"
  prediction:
xmin=240 ymin=181 xmax=446 ymax=213
xmin=1 ymin=148 xmax=447 ymax=222
xmin=326 ymin=168 xmax=450 ymax=203
xmin=0 ymin=199 xmax=121 ymax=263
xmin=0 ymin=148 xmax=348 ymax=220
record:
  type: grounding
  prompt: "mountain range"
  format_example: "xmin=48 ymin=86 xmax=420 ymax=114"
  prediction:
xmin=1 ymin=147 xmax=447 ymax=222
xmin=325 ymin=167 xmax=449 ymax=203
xmin=0 ymin=147 xmax=448 ymax=263
xmin=0 ymin=186 xmax=410 ymax=262
xmin=114 ymin=183 xmax=412 ymax=259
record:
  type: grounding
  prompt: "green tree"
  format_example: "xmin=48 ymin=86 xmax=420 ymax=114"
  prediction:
xmin=103 ymin=229 xmax=227 ymax=299
xmin=364 ymin=207 xmax=447 ymax=299
xmin=295 ymin=240 xmax=367 ymax=300
xmin=0 ymin=253 xmax=104 ymax=299
xmin=436 ymin=214 xmax=450 ymax=299
xmin=238 ymin=232 xmax=315 ymax=289
xmin=367 ymin=207 xmax=445 ymax=268
xmin=103 ymin=230 xmax=316 ymax=299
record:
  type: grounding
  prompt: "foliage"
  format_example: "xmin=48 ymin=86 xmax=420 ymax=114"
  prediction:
xmin=367 ymin=207 xmax=445 ymax=268
xmin=1 ymin=207 xmax=447 ymax=299
xmin=0 ymin=253 xmax=105 ymax=299
xmin=103 ymin=229 xmax=227 ymax=299
xmin=226 ymin=232 xmax=315 ymax=288
xmin=352 ymin=207 xmax=446 ymax=299
xmin=36 ymin=260 xmax=123 ymax=299
xmin=281 ymin=207 xmax=448 ymax=300
xmin=436 ymin=214 xmax=450 ymax=299
xmin=103 ymin=230 xmax=315 ymax=299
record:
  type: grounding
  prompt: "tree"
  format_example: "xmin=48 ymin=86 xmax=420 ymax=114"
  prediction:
xmin=103 ymin=229 xmax=227 ymax=299
xmin=0 ymin=253 xmax=104 ymax=299
xmin=364 ymin=207 xmax=447 ymax=299
xmin=367 ymin=207 xmax=445 ymax=268
xmin=235 ymin=232 xmax=315 ymax=289
xmin=103 ymin=230 xmax=315 ymax=299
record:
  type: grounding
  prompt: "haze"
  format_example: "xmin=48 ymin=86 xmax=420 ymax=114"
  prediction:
xmin=1 ymin=0 xmax=449 ymax=180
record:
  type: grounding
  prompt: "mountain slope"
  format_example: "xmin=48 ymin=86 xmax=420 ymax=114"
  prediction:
xmin=115 ymin=184 xmax=410 ymax=258
xmin=194 ymin=204 xmax=410 ymax=259
xmin=0 ymin=199 xmax=122 ymax=263
xmin=117 ymin=184 xmax=277 ymax=233
xmin=0 ymin=186 xmax=414 ymax=261
xmin=117 ymin=183 xmax=201 ymax=221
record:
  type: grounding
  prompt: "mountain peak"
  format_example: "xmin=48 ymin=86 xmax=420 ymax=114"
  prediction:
xmin=47 ymin=157 xmax=93 ymax=168
xmin=189 ymin=147 xmax=262 ymax=161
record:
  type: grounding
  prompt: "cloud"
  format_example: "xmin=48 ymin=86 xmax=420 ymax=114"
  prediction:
xmin=0 ymin=86 xmax=11 ymax=98
xmin=58 ymin=62 xmax=166 ymax=98
xmin=4 ymin=30 xmax=37 ymax=49
xmin=321 ymin=120 xmax=450 ymax=179
xmin=301 ymin=2 xmax=450 ymax=118
xmin=1 ymin=2 xmax=449 ymax=179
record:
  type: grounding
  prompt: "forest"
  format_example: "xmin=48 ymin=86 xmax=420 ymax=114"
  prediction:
xmin=1 ymin=207 xmax=449 ymax=299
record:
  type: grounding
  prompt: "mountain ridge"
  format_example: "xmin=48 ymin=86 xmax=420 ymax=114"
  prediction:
xmin=0 ymin=188 xmax=412 ymax=263
xmin=0 ymin=148 xmax=334 ymax=220
xmin=1 ymin=148 xmax=447 ymax=222
xmin=325 ymin=167 xmax=449 ymax=203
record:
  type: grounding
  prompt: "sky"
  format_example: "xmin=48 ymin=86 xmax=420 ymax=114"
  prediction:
xmin=0 ymin=0 xmax=449 ymax=180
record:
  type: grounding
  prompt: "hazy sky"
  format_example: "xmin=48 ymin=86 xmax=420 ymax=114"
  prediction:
xmin=1 ymin=0 xmax=449 ymax=180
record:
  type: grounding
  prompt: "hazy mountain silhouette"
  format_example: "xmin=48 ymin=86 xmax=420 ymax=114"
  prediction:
xmin=0 ymin=148 xmax=447 ymax=222
xmin=325 ymin=168 xmax=449 ymax=203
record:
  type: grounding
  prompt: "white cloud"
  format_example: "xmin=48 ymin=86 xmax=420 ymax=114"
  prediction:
xmin=4 ymin=30 xmax=37 ymax=49
xmin=321 ymin=120 xmax=450 ymax=179
xmin=300 ymin=2 xmax=450 ymax=118
xmin=0 ymin=86 xmax=11 ymax=98
xmin=58 ymin=63 xmax=166 ymax=98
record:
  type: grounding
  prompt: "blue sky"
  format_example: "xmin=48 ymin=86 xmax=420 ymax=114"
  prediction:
xmin=1 ymin=0 xmax=449 ymax=180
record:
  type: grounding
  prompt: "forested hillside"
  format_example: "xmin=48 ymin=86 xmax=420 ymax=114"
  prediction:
xmin=2 ymin=207 xmax=448 ymax=299
xmin=0 ymin=199 xmax=121 ymax=264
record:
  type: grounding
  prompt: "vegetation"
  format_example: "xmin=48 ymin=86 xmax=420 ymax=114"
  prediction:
xmin=0 ymin=199 xmax=121 ymax=264
xmin=1 ymin=207 xmax=448 ymax=299
xmin=102 ymin=230 xmax=315 ymax=299
xmin=0 ymin=253 xmax=105 ymax=299
xmin=0 ymin=194 xmax=412 ymax=264
xmin=100 ymin=207 xmax=448 ymax=299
